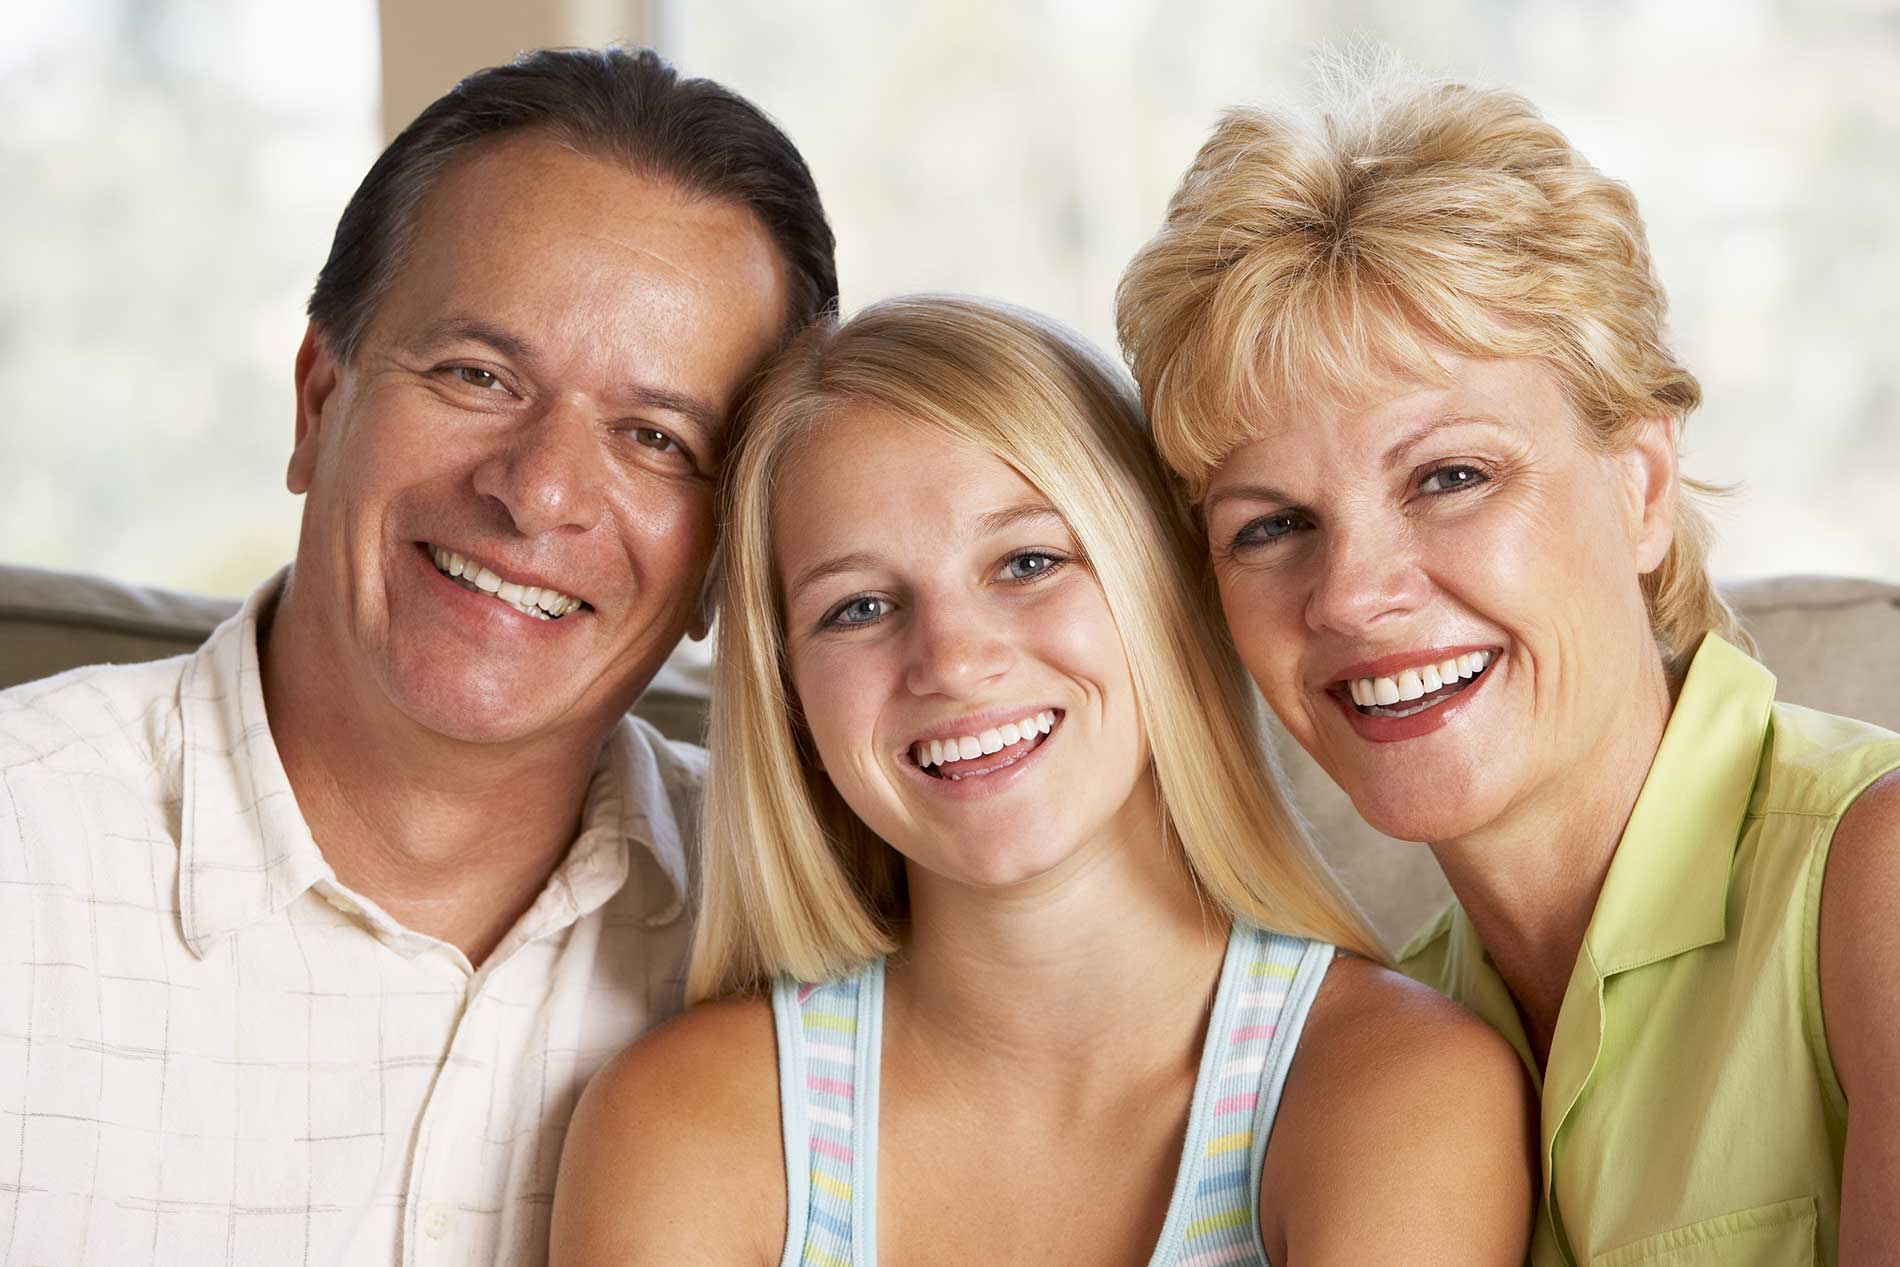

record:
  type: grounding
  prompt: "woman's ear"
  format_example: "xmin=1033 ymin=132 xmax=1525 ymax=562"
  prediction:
xmin=1624 ymin=415 xmax=1681 ymax=574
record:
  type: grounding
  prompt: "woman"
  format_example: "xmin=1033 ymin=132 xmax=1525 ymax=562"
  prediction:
xmin=550 ymin=295 xmax=1532 ymax=1264
xmin=1116 ymin=74 xmax=1900 ymax=1266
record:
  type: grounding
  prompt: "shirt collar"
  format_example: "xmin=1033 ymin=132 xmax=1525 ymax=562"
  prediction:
xmin=1580 ymin=634 xmax=1776 ymax=977
xmin=178 ymin=569 xmax=332 ymax=957
xmin=179 ymin=571 xmax=694 ymax=958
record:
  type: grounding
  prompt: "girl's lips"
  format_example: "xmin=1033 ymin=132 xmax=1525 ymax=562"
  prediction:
xmin=900 ymin=715 xmax=1059 ymax=799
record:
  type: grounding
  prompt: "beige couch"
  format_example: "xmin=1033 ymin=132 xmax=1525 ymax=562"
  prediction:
xmin=5 ymin=563 xmax=1896 ymax=945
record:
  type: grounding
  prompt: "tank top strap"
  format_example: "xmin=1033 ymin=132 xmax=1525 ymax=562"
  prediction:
xmin=772 ymin=960 xmax=886 ymax=1267
xmin=1152 ymin=923 xmax=1335 ymax=1267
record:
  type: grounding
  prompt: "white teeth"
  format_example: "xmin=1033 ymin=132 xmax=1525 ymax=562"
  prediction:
xmin=430 ymin=545 xmax=582 ymax=619
xmin=1346 ymin=650 xmax=1496 ymax=715
xmin=911 ymin=710 xmax=1060 ymax=769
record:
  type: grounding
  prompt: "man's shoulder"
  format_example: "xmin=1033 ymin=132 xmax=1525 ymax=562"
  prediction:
xmin=0 ymin=654 xmax=190 ymax=778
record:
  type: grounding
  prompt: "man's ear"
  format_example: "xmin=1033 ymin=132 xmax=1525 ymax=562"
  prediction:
xmin=1624 ymin=414 xmax=1681 ymax=574
xmin=288 ymin=323 xmax=340 ymax=495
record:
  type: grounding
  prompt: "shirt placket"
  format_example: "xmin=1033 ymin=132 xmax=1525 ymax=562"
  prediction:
xmin=404 ymin=951 xmax=502 ymax=1266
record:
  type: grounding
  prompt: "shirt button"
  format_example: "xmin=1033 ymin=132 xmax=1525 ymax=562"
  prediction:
xmin=423 ymin=1203 xmax=451 ymax=1240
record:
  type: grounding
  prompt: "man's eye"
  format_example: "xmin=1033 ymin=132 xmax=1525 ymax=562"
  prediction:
xmin=1417 ymin=464 xmax=1488 ymax=494
xmin=453 ymin=367 xmax=505 ymax=391
xmin=822 ymin=595 xmax=889 ymax=629
xmin=998 ymin=551 xmax=1065 ymax=583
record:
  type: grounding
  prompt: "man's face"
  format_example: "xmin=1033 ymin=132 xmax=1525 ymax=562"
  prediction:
xmin=285 ymin=133 xmax=788 ymax=747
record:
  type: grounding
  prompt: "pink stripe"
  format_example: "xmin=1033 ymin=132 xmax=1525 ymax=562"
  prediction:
xmin=811 ymin=1137 xmax=853 ymax=1164
xmin=807 ymin=1075 xmax=855 ymax=1099
xmin=797 ymin=983 xmax=818 ymax=1003
xmin=1229 ymin=1024 xmax=1276 ymax=1044
xmin=1212 ymin=1092 xmax=1258 ymax=1115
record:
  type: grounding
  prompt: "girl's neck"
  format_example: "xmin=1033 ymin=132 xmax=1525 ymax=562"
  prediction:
xmin=886 ymin=786 xmax=1229 ymax=1093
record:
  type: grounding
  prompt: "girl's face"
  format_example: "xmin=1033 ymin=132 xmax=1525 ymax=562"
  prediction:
xmin=1202 ymin=349 xmax=1677 ymax=845
xmin=774 ymin=406 xmax=1154 ymax=891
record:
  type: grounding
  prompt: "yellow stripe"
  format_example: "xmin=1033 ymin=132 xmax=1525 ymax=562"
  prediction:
xmin=804 ymin=1012 xmax=857 ymax=1034
xmin=810 ymin=1170 xmax=853 ymax=1201
xmin=1205 ymin=1130 xmax=1252 ymax=1157
xmin=1184 ymin=1207 xmax=1250 ymax=1240
xmin=804 ymin=1247 xmax=851 ymax=1267
xmin=1247 ymin=961 xmax=1298 ymax=979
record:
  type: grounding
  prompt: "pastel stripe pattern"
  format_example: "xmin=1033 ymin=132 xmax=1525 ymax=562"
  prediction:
xmin=1154 ymin=925 xmax=1331 ymax=1266
xmin=770 ymin=924 xmax=1331 ymax=1267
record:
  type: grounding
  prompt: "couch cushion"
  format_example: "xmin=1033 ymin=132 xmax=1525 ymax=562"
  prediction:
xmin=5 ymin=562 xmax=1894 ymax=945
xmin=0 ymin=563 xmax=711 ymax=744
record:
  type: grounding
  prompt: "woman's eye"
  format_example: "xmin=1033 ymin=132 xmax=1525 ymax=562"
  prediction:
xmin=633 ymin=427 xmax=678 ymax=454
xmin=1232 ymin=511 xmax=1309 ymax=549
xmin=1417 ymin=464 xmax=1488 ymax=494
xmin=823 ymin=595 xmax=889 ymax=629
xmin=453 ymin=367 xmax=505 ymax=391
xmin=999 ymin=551 xmax=1065 ymax=583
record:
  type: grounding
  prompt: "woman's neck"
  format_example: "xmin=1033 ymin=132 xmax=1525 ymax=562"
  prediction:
xmin=1427 ymin=651 xmax=1676 ymax=1065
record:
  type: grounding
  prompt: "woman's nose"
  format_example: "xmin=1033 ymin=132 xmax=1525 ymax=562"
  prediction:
xmin=1304 ymin=521 xmax=1431 ymax=636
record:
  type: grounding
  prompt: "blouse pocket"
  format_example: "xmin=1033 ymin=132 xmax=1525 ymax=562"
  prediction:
xmin=1588 ymin=1197 xmax=1818 ymax=1267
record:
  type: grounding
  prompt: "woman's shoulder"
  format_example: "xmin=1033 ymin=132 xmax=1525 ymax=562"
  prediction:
xmin=1258 ymin=955 xmax=1537 ymax=1264
xmin=550 ymin=993 xmax=786 ymax=1266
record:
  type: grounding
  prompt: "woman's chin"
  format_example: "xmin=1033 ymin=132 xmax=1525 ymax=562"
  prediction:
xmin=1344 ymin=783 xmax=1503 ymax=846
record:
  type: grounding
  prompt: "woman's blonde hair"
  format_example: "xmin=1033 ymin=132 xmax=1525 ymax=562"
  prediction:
xmin=687 ymin=294 xmax=1384 ymax=1003
xmin=1116 ymin=67 xmax=1749 ymax=667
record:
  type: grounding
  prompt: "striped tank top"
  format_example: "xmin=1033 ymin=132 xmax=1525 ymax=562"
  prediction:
xmin=771 ymin=922 xmax=1334 ymax=1267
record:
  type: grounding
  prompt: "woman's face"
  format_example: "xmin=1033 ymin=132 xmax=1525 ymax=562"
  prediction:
xmin=1203 ymin=349 xmax=1677 ymax=844
xmin=774 ymin=406 xmax=1153 ymax=890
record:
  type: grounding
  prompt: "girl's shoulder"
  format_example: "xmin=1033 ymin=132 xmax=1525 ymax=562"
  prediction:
xmin=1257 ymin=954 xmax=1538 ymax=1265
xmin=550 ymin=994 xmax=785 ymax=1266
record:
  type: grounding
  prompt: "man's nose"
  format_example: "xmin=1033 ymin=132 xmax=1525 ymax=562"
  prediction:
xmin=1304 ymin=518 xmax=1430 ymax=635
xmin=470 ymin=397 xmax=603 ymax=537
xmin=902 ymin=597 xmax=1015 ymax=699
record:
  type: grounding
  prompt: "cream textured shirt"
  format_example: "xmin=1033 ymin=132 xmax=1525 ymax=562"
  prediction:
xmin=0 ymin=579 xmax=703 ymax=1266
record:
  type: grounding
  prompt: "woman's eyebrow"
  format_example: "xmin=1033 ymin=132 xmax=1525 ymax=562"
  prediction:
xmin=1382 ymin=412 xmax=1506 ymax=466
xmin=1206 ymin=483 xmax=1296 ymax=513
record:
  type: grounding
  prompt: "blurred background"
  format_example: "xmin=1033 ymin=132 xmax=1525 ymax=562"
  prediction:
xmin=3 ymin=0 xmax=1896 ymax=598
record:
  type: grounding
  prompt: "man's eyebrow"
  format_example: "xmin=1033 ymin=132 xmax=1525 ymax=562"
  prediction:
xmin=788 ymin=551 xmax=881 ymax=605
xmin=416 ymin=317 xmax=537 ymax=362
xmin=625 ymin=385 xmax=722 ymax=436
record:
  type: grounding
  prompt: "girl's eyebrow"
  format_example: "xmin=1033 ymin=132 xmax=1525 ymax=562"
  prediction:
xmin=973 ymin=502 xmax=1063 ymax=534
xmin=787 ymin=503 xmax=1064 ymax=604
xmin=788 ymin=550 xmax=881 ymax=605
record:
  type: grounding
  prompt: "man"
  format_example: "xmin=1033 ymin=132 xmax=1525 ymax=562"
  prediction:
xmin=0 ymin=47 xmax=836 ymax=1265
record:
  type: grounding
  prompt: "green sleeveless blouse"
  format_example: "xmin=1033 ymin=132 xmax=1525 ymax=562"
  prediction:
xmin=1401 ymin=635 xmax=1900 ymax=1266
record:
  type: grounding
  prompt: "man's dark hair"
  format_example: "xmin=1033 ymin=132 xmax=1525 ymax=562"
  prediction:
xmin=307 ymin=46 xmax=838 ymax=360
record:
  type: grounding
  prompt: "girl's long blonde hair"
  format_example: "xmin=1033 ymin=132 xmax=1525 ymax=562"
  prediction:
xmin=687 ymin=294 xmax=1383 ymax=1003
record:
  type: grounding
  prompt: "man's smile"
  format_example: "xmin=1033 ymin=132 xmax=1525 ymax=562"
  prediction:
xmin=426 ymin=543 xmax=590 ymax=621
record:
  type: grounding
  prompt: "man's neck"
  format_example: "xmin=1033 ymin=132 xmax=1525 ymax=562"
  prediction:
xmin=259 ymin=585 xmax=616 ymax=968
xmin=1426 ymin=653 xmax=1676 ymax=1065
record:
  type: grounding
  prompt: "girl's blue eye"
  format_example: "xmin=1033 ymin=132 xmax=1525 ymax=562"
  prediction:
xmin=1001 ymin=551 xmax=1063 ymax=582
xmin=1418 ymin=464 xmax=1487 ymax=494
xmin=825 ymin=595 xmax=888 ymax=628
